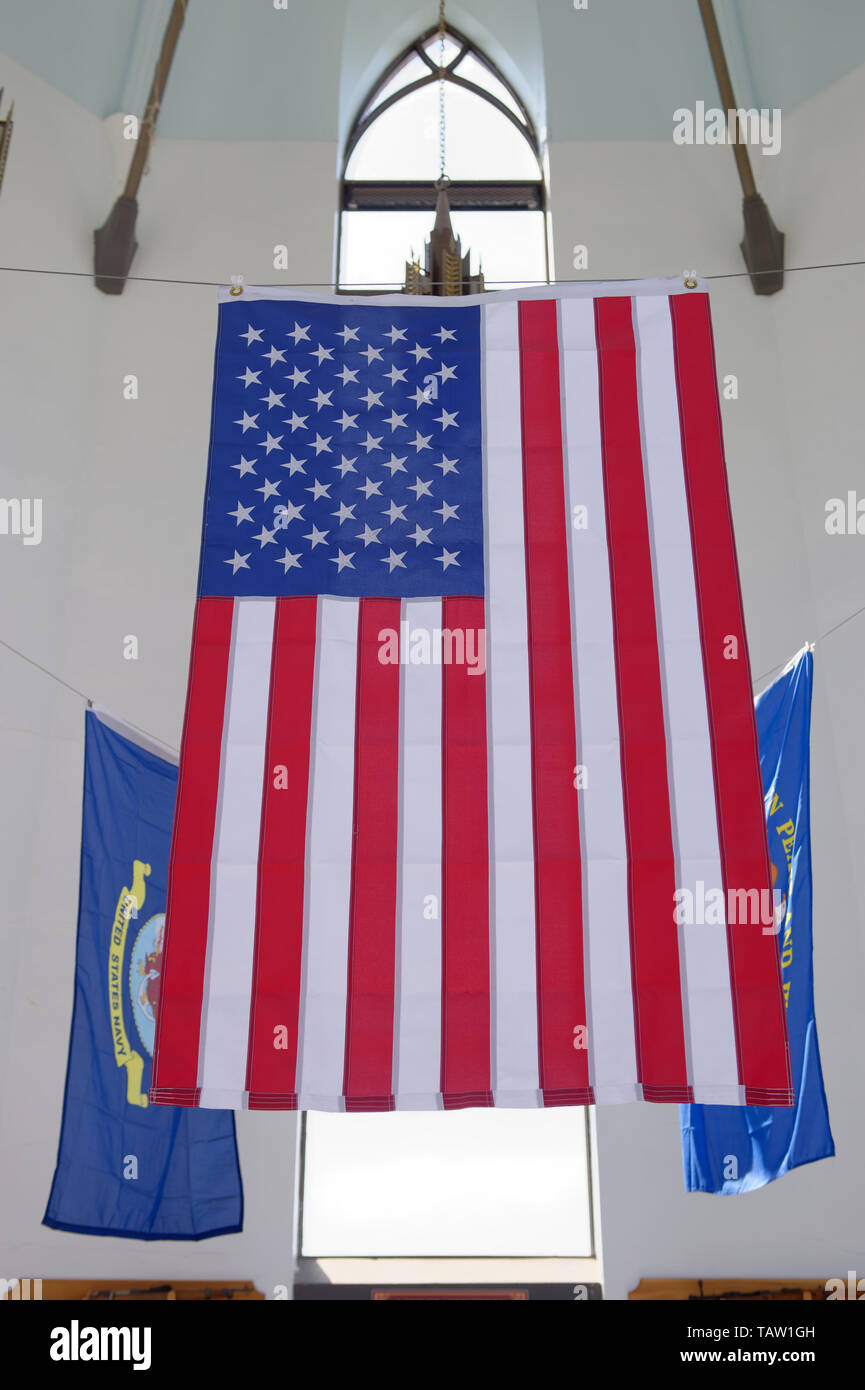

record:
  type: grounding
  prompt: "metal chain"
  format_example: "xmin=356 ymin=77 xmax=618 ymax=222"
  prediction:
xmin=437 ymin=0 xmax=447 ymax=180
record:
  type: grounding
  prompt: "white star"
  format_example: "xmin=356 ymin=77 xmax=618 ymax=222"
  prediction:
xmin=274 ymin=499 xmax=305 ymax=525
xmin=411 ymin=430 xmax=432 ymax=451
xmin=435 ymin=408 xmax=459 ymax=430
xmin=360 ymin=344 xmax=383 ymax=364
xmin=312 ymin=434 xmax=332 ymax=454
xmin=286 ymin=412 xmax=308 ymax=432
xmin=410 ymin=385 xmax=434 ymax=407
xmin=264 ymin=345 xmax=286 ymax=366
xmin=306 ymin=478 xmax=331 ymax=501
xmin=357 ymin=524 xmax=381 ymax=547
xmin=434 ymin=326 xmax=457 ymax=342
xmin=235 ymin=411 xmax=259 ymax=432
xmin=311 ymin=343 xmax=333 ymax=364
xmin=438 ymin=362 xmax=458 ymax=383
xmin=310 ymin=388 xmax=334 ymax=411
xmin=232 ymin=455 xmax=257 ymax=477
xmin=335 ymin=410 xmax=358 ymax=431
xmin=228 ymin=501 xmax=255 ymax=525
xmin=382 ymin=452 xmax=408 ymax=475
xmin=335 ymin=364 xmax=360 ymax=385
xmin=256 ymin=478 xmax=281 ymax=500
xmin=383 ymin=365 xmax=408 ymax=386
xmin=408 ymin=476 xmax=433 ymax=500
xmin=261 ymin=389 xmax=285 ymax=410
xmin=281 ymin=453 xmax=307 ymax=475
xmin=276 ymin=547 xmax=303 ymax=572
xmin=225 ymin=550 xmax=250 ymax=573
xmin=361 ymin=431 xmax=383 ymax=452
xmin=287 ymin=322 xmax=310 ymax=344
xmin=435 ymin=500 xmax=459 ymax=523
xmin=332 ymin=501 xmax=356 ymax=524
xmin=384 ymin=410 xmax=407 ymax=430
xmin=241 ymin=325 xmax=263 ymax=345
xmin=435 ymin=453 xmax=459 ymax=476
xmin=382 ymin=500 xmax=408 ymax=524
xmin=436 ymin=547 xmax=460 ymax=570
xmin=336 ymin=325 xmax=360 ymax=343
xmin=304 ymin=524 xmax=329 ymax=548
xmin=330 ymin=549 xmax=356 ymax=572
xmin=385 ymin=325 xmax=407 ymax=343
xmin=253 ymin=525 xmax=278 ymax=548
xmin=262 ymin=432 xmax=283 ymax=454
xmin=408 ymin=523 xmax=433 ymax=546
xmin=381 ymin=548 xmax=407 ymax=572
xmin=238 ymin=367 xmax=261 ymax=387
xmin=286 ymin=366 xmax=310 ymax=387
xmin=334 ymin=454 xmax=358 ymax=477
xmin=409 ymin=343 xmax=432 ymax=362
xmin=358 ymin=476 xmax=383 ymax=499
xmin=360 ymin=387 xmax=384 ymax=409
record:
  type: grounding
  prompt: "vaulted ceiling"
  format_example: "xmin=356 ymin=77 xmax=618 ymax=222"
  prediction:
xmin=1 ymin=0 xmax=864 ymax=146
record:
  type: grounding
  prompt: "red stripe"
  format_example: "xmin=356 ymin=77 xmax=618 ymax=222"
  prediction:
xmin=518 ymin=300 xmax=591 ymax=1103
xmin=669 ymin=292 xmax=792 ymax=1104
xmin=594 ymin=296 xmax=691 ymax=1099
xmin=440 ymin=595 xmax=492 ymax=1107
xmin=150 ymin=597 xmax=234 ymax=1103
xmin=245 ymin=597 xmax=317 ymax=1104
xmin=342 ymin=597 xmax=401 ymax=1109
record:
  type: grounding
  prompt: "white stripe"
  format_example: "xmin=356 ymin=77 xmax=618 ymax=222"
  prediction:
xmin=198 ymin=597 xmax=274 ymax=1104
xmin=223 ymin=276 xmax=708 ymax=309
xmin=634 ymin=295 xmax=739 ymax=1099
xmin=559 ymin=298 xmax=639 ymax=1104
xmin=296 ymin=597 xmax=358 ymax=1107
xmin=483 ymin=300 xmax=541 ymax=1102
xmin=394 ymin=597 xmax=443 ymax=1109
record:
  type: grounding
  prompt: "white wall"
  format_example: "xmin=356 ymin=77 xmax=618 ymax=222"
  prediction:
xmin=547 ymin=62 xmax=865 ymax=1299
xmin=0 ymin=52 xmax=337 ymax=1297
xmin=2 ymin=31 xmax=864 ymax=1303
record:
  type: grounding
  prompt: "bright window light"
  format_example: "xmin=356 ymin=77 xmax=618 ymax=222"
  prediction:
xmin=339 ymin=209 xmax=547 ymax=290
xmin=346 ymin=83 xmax=540 ymax=182
xmin=302 ymin=1107 xmax=593 ymax=1257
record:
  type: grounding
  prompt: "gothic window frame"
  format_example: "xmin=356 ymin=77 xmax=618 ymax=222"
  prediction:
xmin=338 ymin=23 xmax=549 ymax=284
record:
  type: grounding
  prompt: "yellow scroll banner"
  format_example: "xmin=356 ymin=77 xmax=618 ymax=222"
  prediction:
xmin=108 ymin=859 xmax=151 ymax=1108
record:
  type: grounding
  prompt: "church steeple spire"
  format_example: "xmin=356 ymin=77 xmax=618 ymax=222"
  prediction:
xmin=403 ymin=3 xmax=484 ymax=296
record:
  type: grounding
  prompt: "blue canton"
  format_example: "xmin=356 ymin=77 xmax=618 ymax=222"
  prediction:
xmin=198 ymin=298 xmax=484 ymax=598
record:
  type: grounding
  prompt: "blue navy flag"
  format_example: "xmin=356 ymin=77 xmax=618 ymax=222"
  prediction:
xmin=680 ymin=648 xmax=834 ymax=1193
xmin=44 ymin=709 xmax=243 ymax=1239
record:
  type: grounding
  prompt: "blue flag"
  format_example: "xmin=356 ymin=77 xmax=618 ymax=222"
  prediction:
xmin=44 ymin=709 xmax=243 ymax=1239
xmin=680 ymin=648 xmax=834 ymax=1192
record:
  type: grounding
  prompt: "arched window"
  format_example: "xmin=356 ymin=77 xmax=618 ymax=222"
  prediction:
xmin=339 ymin=24 xmax=549 ymax=290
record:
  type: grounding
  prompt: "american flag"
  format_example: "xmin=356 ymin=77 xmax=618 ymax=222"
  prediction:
xmin=150 ymin=278 xmax=792 ymax=1112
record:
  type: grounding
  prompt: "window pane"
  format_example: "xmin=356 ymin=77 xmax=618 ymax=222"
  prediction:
xmin=340 ymin=209 xmax=441 ymax=288
xmin=422 ymin=32 xmax=463 ymax=67
xmin=345 ymin=82 xmax=540 ymax=181
xmin=339 ymin=209 xmax=547 ymax=291
xmin=301 ymin=1108 xmax=593 ymax=1257
xmin=452 ymin=52 xmax=527 ymax=123
xmin=364 ymin=52 xmax=429 ymax=115
xmin=448 ymin=210 xmax=547 ymax=286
